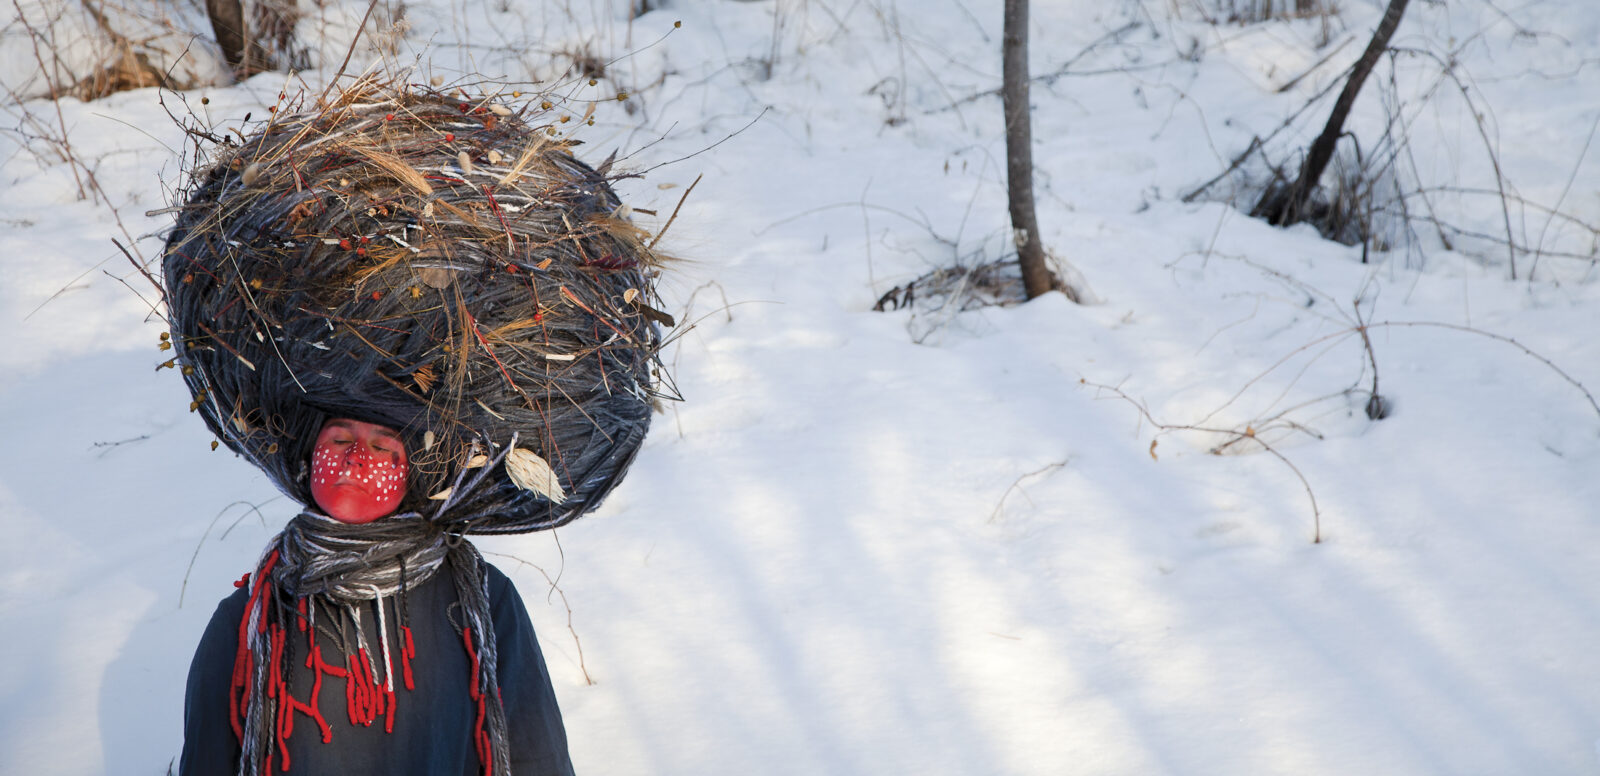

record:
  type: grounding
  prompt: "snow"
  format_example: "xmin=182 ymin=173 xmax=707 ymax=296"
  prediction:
xmin=3 ymin=1 xmax=1600 ymax=774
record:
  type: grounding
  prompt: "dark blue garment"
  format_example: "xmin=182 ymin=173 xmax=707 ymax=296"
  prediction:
xmin=180 ymin=560 xmax=575 ymax=775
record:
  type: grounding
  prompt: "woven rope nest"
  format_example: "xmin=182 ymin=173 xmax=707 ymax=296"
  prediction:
xmin=162 ymin=83 xmax=674 ymax=534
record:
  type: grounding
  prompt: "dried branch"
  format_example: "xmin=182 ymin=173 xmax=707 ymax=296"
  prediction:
xmin=1083 ymin=378 xmax=1325 ymax=543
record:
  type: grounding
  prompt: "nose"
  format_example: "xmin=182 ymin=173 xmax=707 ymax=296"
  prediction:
xmin=343 ymin=444 xmax=372 ymax=468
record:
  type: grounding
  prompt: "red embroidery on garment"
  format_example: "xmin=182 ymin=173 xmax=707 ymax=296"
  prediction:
xmin=401 ymin=625 xmax=416 ymax=690
xmin=462 ymin=626 xmax=494 ymax=776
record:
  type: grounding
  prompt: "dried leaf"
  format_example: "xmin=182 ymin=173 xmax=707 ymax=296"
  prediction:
xmin=429 ymin=487 xmax=453 ymax=501
xmin=488 ymin=104 xmax=512 ymax=116
xmin=418 ymin=266 xmax=455 ymax=289
xmin=634 ymin=301 xmax=676 ymax=327
xmin=241 ymin=163 xmax=262 ymax=185
xmin=487 ymin=149 xmax=504 ymax=165
xmin=423 ymin=429 xmax=436 ymax=451
xmin=623 ymin=288 xmax=639 ymax=304
xmin=458 ymin=150 xmax=474 ymax=175
xmin=505 ymin=447 xmax=566 ymax=504
xmin=465 ymin=454 xmax=489 ymax=468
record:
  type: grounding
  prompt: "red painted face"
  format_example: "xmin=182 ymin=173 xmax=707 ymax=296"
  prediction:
xmin=310 ymin=419 xmax=410 ymax=524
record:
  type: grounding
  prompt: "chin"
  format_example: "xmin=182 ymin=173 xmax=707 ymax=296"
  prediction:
xmin=328 ymin=510 xmax=389 ymax=525
xmin=312 ymin=490 xmax=401 ymax=524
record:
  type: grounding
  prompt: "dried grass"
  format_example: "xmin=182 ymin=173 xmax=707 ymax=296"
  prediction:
xmin=163 ymin=78 xmax=675 ymax=535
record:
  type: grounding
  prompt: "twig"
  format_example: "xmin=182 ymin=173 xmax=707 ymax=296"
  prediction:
xmin=681 ymin=279 xmax=733 ymax=324
xmin=647 ymin=173 xmax=700 ymax=250
xmin=1368 ymin=321 xmax=1600 ymax=421
xmin=1528 ymin=110 xmax=1600 ymax=282
xmin=1180 ymin=63 xmax=1354 ymax=202
xmin=91 ymin=433 xmax=150 ymax=457
xmin=101 ymin=268 xmax=168 ymax=324
xmin=10 ymin=0 xmax=88 ymax=200
xmin=1181 ymin=136 xmax=1261 ymax=203
xmin=1275 ymin=35 xmax=1354 ymax=93
xmin=114 ymin=237 xmax=165 ymax=299
xmin=318 ymin=0 xmax=383 ymax=108
xmin=180 ymin=499 xmax=273 ymax=608
xmin=933 ymin=20 xmax=1141 ymax=113
xmin=1082 ymin=378 xmax=1325 ymax=543
xmin=1398 ymin=47 xmax=1519 ymax=277
xmin=988 ymin=461 xmax=1066 ymax=523
xmin=482 ymin=548 xmax=594 ymax=685
xmin=640 ymin=107 xmax=769 ymax=175
xmin=22 ymin=264 xmax=98 ymax=321
xmin=1353 ymin=300 xmax=1386 ymax=419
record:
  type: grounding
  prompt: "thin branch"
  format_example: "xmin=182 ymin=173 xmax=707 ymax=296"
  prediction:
xmin=1083 ymin=378 xmax=1324 ymax=543
xmin=988 ymin=461 xmax=1066 ymax=523
xmin=318 ymin=0 xmax=383 ymax=107
xmin=1368 ymin=321 xmax=1600 ymax=421
xmin=10 ymin=0 xmax=88 ymax=200
xmin=646 ymin=173 xmax=700 ymax=250
xmin=482 ymin=548 xmax=595 ymax=685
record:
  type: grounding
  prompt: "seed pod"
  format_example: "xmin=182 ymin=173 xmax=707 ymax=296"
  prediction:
xmin=505 ymin=447 xmax=566 ymax=504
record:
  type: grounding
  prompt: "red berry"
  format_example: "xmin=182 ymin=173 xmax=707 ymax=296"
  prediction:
xmin=385 ymin=113 xmax=395 ymax=121
xmin=445 ymin=133 xmax=455 ymax=142
xmin=339 ymin=239 xmax=351 ymax=250
xmin=356 ymin=247 xmax=366 ymax=256
xmin=371 ymin=291 xmax=381 ymax=301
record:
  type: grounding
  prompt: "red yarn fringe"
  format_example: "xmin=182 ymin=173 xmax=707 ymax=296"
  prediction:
xmin=230 ymin=556 xmax=423 ymax=771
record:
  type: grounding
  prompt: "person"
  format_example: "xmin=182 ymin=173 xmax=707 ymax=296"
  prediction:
xmin=164 ymin=86 xmax=666 ymax=776
xmin=179 ymin=418 xmax=576 ymax=776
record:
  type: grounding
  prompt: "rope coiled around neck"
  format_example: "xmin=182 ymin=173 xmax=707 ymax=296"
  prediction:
xmin=231 ymin=513 xmax=510 ymax=776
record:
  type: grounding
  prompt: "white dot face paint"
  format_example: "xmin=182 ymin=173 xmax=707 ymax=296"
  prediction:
xmin=309 ymin=418 xmax=410 ymax=524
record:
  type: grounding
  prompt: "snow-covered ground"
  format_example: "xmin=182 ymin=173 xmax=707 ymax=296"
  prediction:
xmin=4 ymin=1 xmax=1600 ymax=774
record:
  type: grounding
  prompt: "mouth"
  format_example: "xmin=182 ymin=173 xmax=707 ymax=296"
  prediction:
xmin=331 ymin=477 xmax=371 ymax=494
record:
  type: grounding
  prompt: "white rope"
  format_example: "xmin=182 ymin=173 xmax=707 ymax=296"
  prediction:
xmin=373 ymin=586 xmax=395 ymax=691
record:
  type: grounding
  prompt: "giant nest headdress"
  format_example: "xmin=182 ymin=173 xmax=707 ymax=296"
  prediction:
xmin=164 ymin=82 xmax=674 ymax=775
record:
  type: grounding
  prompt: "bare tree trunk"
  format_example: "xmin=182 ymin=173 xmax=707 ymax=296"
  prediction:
xmin=206 ymin=0 xmax=302 ymax=76
xmin=1002 ymin=0 xmax=1063 ymax=301
xmin=1256 ymin=0 xmax=1410 ymax=225
xmin=205 ymin=0 xmax=249 ymax=74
